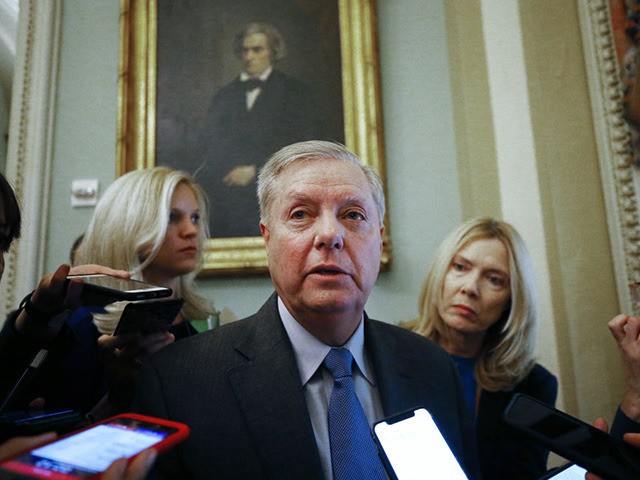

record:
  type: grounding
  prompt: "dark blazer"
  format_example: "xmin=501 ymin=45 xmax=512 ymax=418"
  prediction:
xmin=196 ymin=70 xmax=329 ymax=238
xmin=476 ymin=363 xmax=558 ymax=479
xmin=611 ymin=407 xmax=640 ymax=438
xmin=133 ymin=294 xmax=481 ymax=479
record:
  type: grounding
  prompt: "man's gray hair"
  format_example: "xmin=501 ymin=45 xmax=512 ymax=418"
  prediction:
xmin=234 ymin=22 xmax=286 ymax=62
xmin=257 ymin=140 xmax=386 ymax=225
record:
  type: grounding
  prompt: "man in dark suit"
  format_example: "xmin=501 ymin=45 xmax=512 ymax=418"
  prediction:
xmin=197 ymin=22 xmax=328 ymax=238
xmin=133 ymin=141 xmax=480 ymax=479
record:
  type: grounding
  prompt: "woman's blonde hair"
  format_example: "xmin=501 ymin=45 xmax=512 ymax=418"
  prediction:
xmin=402 ymin=217 xmax=538 ymax=391
xmin=77 ymin=166 xmax=214 ymax=334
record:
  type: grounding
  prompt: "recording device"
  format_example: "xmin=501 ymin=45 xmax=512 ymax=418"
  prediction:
xmin=66 ymin=274 xmax=172 ymax=301
xmin=371 ymin=407 xmax=468 ymax=480
xmin=113 ymin=298 xmax=184 ymax=336
xmin=502 ymin=393 xmax=640 ymax=480
xmin=0 ymin=413 xmax=190 ymax=479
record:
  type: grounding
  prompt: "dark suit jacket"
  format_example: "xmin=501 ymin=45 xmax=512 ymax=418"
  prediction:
xmin=133 ymin=294 xmax=481 ymax=479
xmin=196 ymin=70 xmax=329 ymax=238
xmin=476 ymin=364 xmax=558 ymax=479
xmin=611 ymin=407 xmax=640 ymax=438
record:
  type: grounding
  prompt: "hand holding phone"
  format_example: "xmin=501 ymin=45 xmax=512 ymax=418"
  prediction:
xmin=0 ymin=413 xmax=189 ymax=479
xmin=502 ymin=393 xmax=640 ymax=480
xmin=372 ymin=407 xmax=468 ymax=480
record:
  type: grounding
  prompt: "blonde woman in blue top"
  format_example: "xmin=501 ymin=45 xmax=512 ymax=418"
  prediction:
xmin=402 ymin=217 xmax=558 ymax=479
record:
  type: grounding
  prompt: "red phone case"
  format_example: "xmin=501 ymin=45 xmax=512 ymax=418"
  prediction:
xmin=0 ymin=413 xmax=190 ymax=479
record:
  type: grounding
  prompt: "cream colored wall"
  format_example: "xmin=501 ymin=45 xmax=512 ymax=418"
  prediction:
xmin=445 ymin=0 xmax=500 ymax=218
xmin=520 ymin=0 xmax=622 ymax=423
xmin=446 ymin=0 xmax=623 ymax=424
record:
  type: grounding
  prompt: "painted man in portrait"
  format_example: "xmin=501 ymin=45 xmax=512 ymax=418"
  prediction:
xmin=197 ymin=22 xmax=329 ymax=238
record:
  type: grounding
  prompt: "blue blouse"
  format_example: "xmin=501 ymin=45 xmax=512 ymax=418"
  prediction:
xmin=450 ymin=354 xmax=477 ymax=420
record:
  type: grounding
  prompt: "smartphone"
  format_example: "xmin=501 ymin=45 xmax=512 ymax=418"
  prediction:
xmin=113 ymin=299 xmax=184 ymax=336
xmin=66 ymin=274 xmax=172 ymax=301
xmin=0 ymin=413 xmax=189 ymax=479
xmin=372 ymin=407 xmax=468 ymax=480
xmin=0 ymin=409 xmax=86 ymax=442
xmin=539 ymin=463 xmax=587 ymax=479
xmin=502 ymin=393 xmax=640 ymax=480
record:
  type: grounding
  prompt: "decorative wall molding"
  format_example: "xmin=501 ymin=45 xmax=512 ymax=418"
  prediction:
xmin=578 ymin=0 xmax=640 ymax=313
xmin=0 ymin=0 xmax=61 ymax=321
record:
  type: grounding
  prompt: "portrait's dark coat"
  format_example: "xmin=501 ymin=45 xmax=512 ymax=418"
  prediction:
xmin=196 ymin=71 xmax=329 ymax=238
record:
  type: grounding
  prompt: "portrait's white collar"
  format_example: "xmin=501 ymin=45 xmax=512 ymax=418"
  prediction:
xmin=240 ymin=66 xmax=273 ymax=82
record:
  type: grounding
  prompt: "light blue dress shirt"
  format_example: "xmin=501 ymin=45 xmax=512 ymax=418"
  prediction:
xmin=278 ymin=297 xmax=385 ymax=480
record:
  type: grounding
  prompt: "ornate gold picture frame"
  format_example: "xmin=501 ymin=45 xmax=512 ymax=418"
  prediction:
xmin=117 ymin=0 xmax=390 ymax=275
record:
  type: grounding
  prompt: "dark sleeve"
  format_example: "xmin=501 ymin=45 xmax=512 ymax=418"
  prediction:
xmin=479 ymin=365 xmax=558 ymax=480
xmin=0 ymin=309 xmax=43 ymax=404
xmin=0 ymin=305 xmax=81 ymax=411
xmin=611 ymin=407 xmax=640 ymax=438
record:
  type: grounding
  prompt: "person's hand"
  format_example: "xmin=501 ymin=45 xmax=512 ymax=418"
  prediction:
xmin=0 ymin=432 xmax=56 ymax=461
xmin=223 ymin=164 xmax=256 ymax=186
xmin=622 ymin=432 xmax=640 ymax=449
xmin=585 ymin=418 xmax=609 ymax=480
xmin=96 ymin=332 xmax=175 ymax=414
xmin=0 ymin=433 xmax=156 ymax=480
xmin=584 ymin=418 xmax=640 ymax=479
xmin=15 ymin=264 xmax=130 ymax=341
xmin=100 ymin=448 xmax=157 ymax=480
xmin=608 ymin=314 xmax=640 ymax=421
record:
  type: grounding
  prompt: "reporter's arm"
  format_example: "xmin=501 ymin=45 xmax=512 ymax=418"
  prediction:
xmin=91 ymin=332 xmax=175 ymax=419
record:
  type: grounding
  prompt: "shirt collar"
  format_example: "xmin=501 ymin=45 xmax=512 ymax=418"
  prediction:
xmin=277 ymin=296 xmax=375 ymax=386
xmin=240 ymin=66 xmax=273 ymax=82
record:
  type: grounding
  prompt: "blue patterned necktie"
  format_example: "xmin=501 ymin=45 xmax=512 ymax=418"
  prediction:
xmin=324 ymin=347 xmax=386 ymax=479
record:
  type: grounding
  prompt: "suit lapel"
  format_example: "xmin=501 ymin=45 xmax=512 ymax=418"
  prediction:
xmin=364 ymin=319 xmax=418 ymax=416
xmin=226 ymin=294 xmax=324 ymax=478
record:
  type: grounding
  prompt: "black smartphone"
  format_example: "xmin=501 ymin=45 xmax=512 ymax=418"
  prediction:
xmin=0 ymin=413 xmax=190 ymax=479
xmin=0 ymin=409 xmax=86 ymax=442
xmin=113 ymin=298 xmax=184 ymax=336
xmin=66 ymin=274 xmax=172 ymax=301
xmin=371 ymin=407 xmax=469 ymax=480
xmin=502 ymin=393 xmax=640 ymax=480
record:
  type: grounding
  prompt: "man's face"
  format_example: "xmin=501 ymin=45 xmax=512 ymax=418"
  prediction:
xmin=260 ymin=158 xmax=384 ymax=344
xmin=241 ymin=33 xmax=272 ymax=76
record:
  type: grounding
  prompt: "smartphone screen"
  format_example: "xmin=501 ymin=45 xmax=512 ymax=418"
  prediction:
xmin=0 ymin=414 xmax=188 ymax=479
xmin=540 ymin=463 xmax=587 ymax=479
xmin=503 ymin=393 xmax=640 ymax=480
xmin=67 ymin=274 xmax=172 ymax=301
xmin=372 ymin=408 xmax=468 ymax=480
